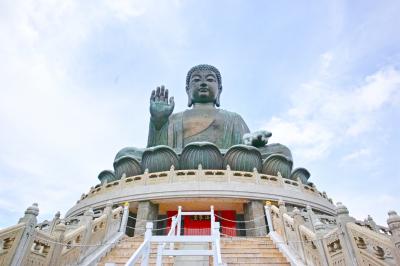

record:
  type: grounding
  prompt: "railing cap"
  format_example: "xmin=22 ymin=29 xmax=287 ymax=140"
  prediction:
xmin=25 ymin=203 xmax=39 ymax=216
xmin=146 ymin=222 xmax=154 ymax=229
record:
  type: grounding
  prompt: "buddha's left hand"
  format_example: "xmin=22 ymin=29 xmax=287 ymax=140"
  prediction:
xmin=243 ymin=130 xmax=272 ymax=147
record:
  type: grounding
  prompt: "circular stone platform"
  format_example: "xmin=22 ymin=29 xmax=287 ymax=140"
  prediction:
xmin=66 ymin=168 xmax=335 ymax=217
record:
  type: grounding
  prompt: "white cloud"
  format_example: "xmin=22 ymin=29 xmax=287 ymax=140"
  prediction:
xmin=264 ymin=53 xmax=400 ymax=163
xmin=0 ymin=0 xmax=186 ymax=226
xmin=341 ymin=148 xmax=370 ymax=162
xmin=104 ymin=0 xmax=148 ymax=20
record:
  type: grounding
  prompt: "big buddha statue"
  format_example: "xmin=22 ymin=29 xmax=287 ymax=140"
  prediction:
xmin=108 ymin=64 xmax=297 ymax=183
xmin=147 ymin=64 xmax=270 ymax=149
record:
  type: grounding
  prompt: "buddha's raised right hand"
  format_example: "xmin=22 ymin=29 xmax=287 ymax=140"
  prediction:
xmin=150 ymin=85 xmax=174 ymax=127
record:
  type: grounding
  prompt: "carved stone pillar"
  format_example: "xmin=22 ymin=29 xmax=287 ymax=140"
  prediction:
xmin=335 ymin=202 xmax=358 ymax=266
xmin=292 ymin=207 xmax=306 ymax=262
xmin=103 ymin=201 xmax=113 ymax=240
xmin=134 ymin=201 xmax=159 ymax=236
xmin=48 ymin=221 xmax=66 ymax=265
xmin=243 ymin=200 xmax=267 ymax=237
xmin=387 ymin=211 xmax=400 ymax=261
xmin=49 ymin=211 xmax=61 ymax=234
xmin=79 ymin=208 xmax=94 ymax=259
xmin=314 ymin=218 xmax=330 ymax=266
xmin=278 ymin=199 xmax=288 ymax=242
xmin=11 ymin=203 xmax=39 ymax=266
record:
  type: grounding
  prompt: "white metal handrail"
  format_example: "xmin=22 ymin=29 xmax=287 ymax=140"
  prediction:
xmin=124 ymin=222 xmax=153 ymax=266
xmin=124 ymin=205 xmax=224 ymax=266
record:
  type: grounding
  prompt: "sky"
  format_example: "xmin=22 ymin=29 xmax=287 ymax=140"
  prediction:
xmin=0 ymin=0 xmax=399 ymax=228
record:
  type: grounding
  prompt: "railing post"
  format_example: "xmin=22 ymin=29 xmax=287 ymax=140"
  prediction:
xmin=335 ymin=202 xmax=359 ymax=266
xmin=169 ymin=216 xmax=176 ymax=250
xmin=278 ymin=200 xmax=288 ymax=243
xmin=226 ymin=164 xmax=232 ymax=183
xmin=11 ymin=203 xmax=39 ymax=266
xmin=210 ymin=205 xmax=215 ymax=234
xmin=119 ymin=202 xmax=130 ymax=233
xmin=212 ymin=221 xmax=222 ymax=266
xmin=103 ymin=201 xmax=113 ymax=240
xmin=156 ymin=244 xmax=163 ymax=266
xmin=264 ymin=201 xmax=274 ymax=233
xmin=49 ymin=211 xmax=61 ymax=234
xmin=177 ymin=206 xmax=182 ymax=236
xmin=168 ymin=165 xmax=176 ymax=183
xmin=292 ymin=208 xmax=306 ymax=262
xmin=313 ymin=219 xmax=330 ymax=266
xmin=48 ymin=220 xmax=66 ymax=266
xmin=305 ymin=205 xmax=316 ymax=231
xmin=79 ymin=208 xmax=95 ymax=260
xmin=387 ymin=210 xmax=400 ymax=262
xmin=141 ymin=222 xmax=153 ymax=266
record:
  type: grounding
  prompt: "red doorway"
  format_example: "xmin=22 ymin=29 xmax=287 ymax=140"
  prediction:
xmin=166 ymin=210 xmax=237 ymax=236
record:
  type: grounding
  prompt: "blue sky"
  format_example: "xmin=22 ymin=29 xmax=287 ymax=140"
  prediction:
xmin=0 ymin=0 xmax=399 ymax=228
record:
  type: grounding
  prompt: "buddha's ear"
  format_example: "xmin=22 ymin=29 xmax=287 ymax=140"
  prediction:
xmin=186 ymin=86 xmax=193 ymax=107
xmin=215 ymin=87 xmax=222 ymax=107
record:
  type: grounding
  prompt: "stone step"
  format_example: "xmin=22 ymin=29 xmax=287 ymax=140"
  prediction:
xmin=222 ymin=240 xmax=273 ymax=243
xmin=101 ymin=257 xmax=175 ymax=264
xmin=222 ymin=243 xmax=275 ymax=247
xmin=221 ymin=244 xmax=277 ymax=248
xmin=223 ymin=256 xmax=288 ymax=263
xmin=221 ymin=251 xmax=284 ymax=256
xmin=100 ymin=236 xmax=289 ymax=266
xmin=100 ymin=263 xmax=174 ymax=266
xmin=222 ymin=253 xmax=286 ymax=258
xmin=228 ymin=262 xmax=290 ymax=266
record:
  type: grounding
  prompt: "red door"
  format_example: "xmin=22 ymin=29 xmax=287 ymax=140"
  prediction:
xmin=166 ymin=210 xmax=237 ymax=236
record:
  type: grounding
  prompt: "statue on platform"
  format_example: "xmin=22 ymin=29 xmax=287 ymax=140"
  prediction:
xmin=147 ymin=64 xmax=271 ymax=149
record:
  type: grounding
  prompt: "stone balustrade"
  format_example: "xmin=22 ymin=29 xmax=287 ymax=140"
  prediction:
xmin=85 ymin=168 xmax=328 ymax=201
xmin=266 ymin=201 xmax=400 ymax=266
xmin=0 ymin=202 xmax=129 ymax=266
xmin=69 ymin=167 xmax=334 ymax=218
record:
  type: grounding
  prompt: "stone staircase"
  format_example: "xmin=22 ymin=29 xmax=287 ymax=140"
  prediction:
xmin=98 ymin=237 xmax=174 ymax=266
xmin=219 ymin=237 xmax=290 ymax=265
xmin=98 ymin=236 xmax=289 ymax=266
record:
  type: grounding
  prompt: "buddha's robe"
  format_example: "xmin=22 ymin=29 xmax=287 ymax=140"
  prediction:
xmin=147 ymin=109 xmax=250 ymax=150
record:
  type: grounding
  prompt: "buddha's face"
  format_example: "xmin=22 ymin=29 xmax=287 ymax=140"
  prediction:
xmin=187 ymin=69 xmax=220 ymax=105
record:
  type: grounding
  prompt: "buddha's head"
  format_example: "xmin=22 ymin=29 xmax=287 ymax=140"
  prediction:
xmin=185 ymin=64 xmax=222 ymax=107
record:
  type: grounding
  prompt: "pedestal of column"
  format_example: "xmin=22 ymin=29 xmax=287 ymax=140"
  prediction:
xmin=244 ymin=200 xmax=267 ymax=237
xmin=134 ymin=201 xmax=158 ymax=236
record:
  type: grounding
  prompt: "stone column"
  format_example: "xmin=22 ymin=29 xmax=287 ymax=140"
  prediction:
xmin=243 ymin=200 xmax=267 ymax=237
xmin=134 ymin=201 xmax=159 ymax=236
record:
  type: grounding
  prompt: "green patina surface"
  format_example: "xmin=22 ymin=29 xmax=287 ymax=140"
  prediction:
xmin=99 ymin=65 xmax=310 ymax=182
